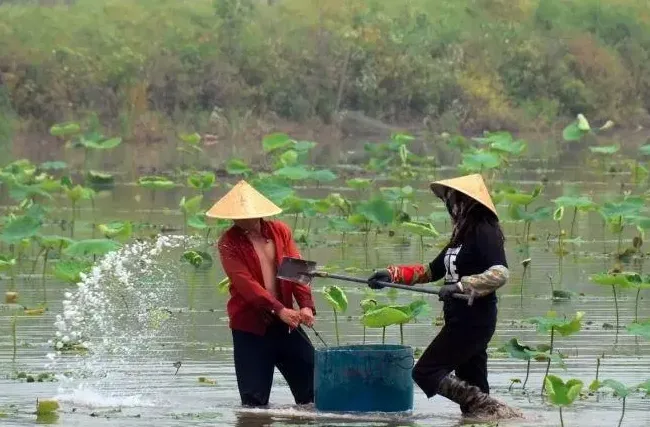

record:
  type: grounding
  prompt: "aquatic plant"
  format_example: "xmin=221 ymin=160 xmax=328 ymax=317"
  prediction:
xmin=187 ymin=171 xmax=216 ymax=196
xmin=498 ymin=337 xmax=564 ymax=390
xmin=60 ymin=177 xmax=95 ymax=238
xmin=599 ymin=195 xmax=644 ymax=257
xmin=525 ymin=311 xmax=584 ymax=394
xmin=589 ymin=272 xmax=635 ymax=337
xmin=33 ymin=235 xmax=73 ymax=303
xmin=626 ymin=320 xmax=650 ymax=340
xmin=519 ymin=258 xmax=531 ymax=306
xmin=181 ymin=250 xmax=213 ymax=310
xmin=64 ymin=239 xmax=122 ymax=260
xmin=97 ymin=221 xmax=133 ymax=242
xmin=553 ymin=194 xmax=595 ymax=239
xmin=592 ymin=379 xmax=639 ymax=427
xmin=322 ymin=285 xmax=348 ymax=346
xmin=138 ymin=176 xmax=176 ymax=221
xmin=544 ymin=375 xmax=583 ymax=427
xmin=360 ymin=299 xmax=430 ymax=345
xmin=179 ymin=195 xmax=204 ymax=235
xmin=177 ymin=133 xmax=204 ymax=169
xmin=400 ymin=221 xmax=439 ymax=262
xmin=562 ymin=114 xmax=614 ymax=142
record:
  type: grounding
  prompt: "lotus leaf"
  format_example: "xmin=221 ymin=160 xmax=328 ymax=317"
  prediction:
xmin=138 ymin=176 xmax=175 ymax=190
xmin=627 ymin=320 xmax=650 ymax=340
xmin=53 ymin=260 xmax=93 ymax=283
xmin=401 ymin=221 xmax=439 ymax=237
xmin=323 ymin=285 xmax=348 ymax=313
xmin=262 ymin=133 xmax=294 ymax=153
xmin=355 ymin=197 xmax=394 ymax=226
xmin=187 ymin=172 xmax=215 ymax=190
xmin=590 ymin=145 xmax=620 ymax=155
xmin=64 ymin=239 xmax=122 ymax=258
xmin=545 ymin=375 xmax=583 ymax=406
xmin=179 ymin=133 xmax=201 ymax=145
xmin=98 ymin=221 xmax=133 ymax=241
xmin=225 ymin=158 xmax=252 ymax=175
xmin=525 ymin=311 xmax=584 ymax=336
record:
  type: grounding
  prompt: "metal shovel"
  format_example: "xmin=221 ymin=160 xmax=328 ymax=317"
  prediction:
xmin=277 ymin=256 xmax=473 ymax=305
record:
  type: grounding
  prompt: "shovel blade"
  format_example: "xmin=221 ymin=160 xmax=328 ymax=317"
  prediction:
xmin=277 ymin=256 xmax=317 ymax=286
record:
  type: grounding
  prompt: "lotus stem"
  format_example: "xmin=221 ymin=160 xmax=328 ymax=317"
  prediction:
xmin=595 ymin=355 xmax=601 ymax=382
xmin=520 ymin=266 xmax=527 ymax=308
xmin=523 ymin=359 xmax=530 ymax=389
xmin=333 ymin=309 xmax=340 ymax=346
xmin=42 ymin=250 xmax=49 ymax=305
xmin=635 ymin=288 xmax=641 ymax=323
xmin=559 ymin=406 xmax=565 ymax=427
xmin=570 ymin=207 xmax=578 ymax=239
xmin=618 ymin=397 xmax=626 ymax=427
xmin=382 ymin=327 xmax=386 ymax=344
xmin=542 ymin=327 xmax=555 ymax=396
xmin=362 ymin=326 xmax=366 ymax=344
xmin=11 ymin=314 xmax=17 ymax=364
xmin=612 ymin=285 xmax=619 ymax=342
xmin=399 ymin=324 xmax=404 ymax=345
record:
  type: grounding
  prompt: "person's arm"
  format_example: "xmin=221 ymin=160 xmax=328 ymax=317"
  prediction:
xmin=459 ymin=225 xmax=509 ymax=297
xmin=281 ymin=224 xmax=317 ymax=314
xmin=384 ymin=248 xmax=448 ymax=285
xmin=218 ymin=239 xmax=286 ymax=315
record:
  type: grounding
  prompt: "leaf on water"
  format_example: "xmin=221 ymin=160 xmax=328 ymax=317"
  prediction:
xmin=53 ymin=259 xmax=93 ymax=283
xmin=49 ymin=122 xmax=80 ymax=137
xmin=589 ymin=144 xmax=620 ymax=155
xmin=86 ymin=170 xmax=114 ymax=185
xmin=225 ymin=158 xmax=252 ymax=175
xmin=273 ymin=165 xmax=311 ymax=181
xmin=323 ymin=285 xmax=348 ymax=313
xmin=361 ymin=306 xmax=410 ymax=328
xmin=562 ymin=122 xmax=587 ymax=142
xmin=346 ymin=178 xmax=372 ymax=190
xmin=39 ymin=161 xmax=68 ymax=171
xmin=179 ymin=133 xmax=201 ymax=146
xmin=627 ymin=320 xmax=650 ymax=340
xmin=262 ymin=133 xmax=294 ymax=153
xmin=545 ymin=375 xmax=583 ymax=406
xmin=83 ymin=137 xmax=122 ymax=150
xmin=64 ymin=239 xmax=122 ymax=258
xmin=137 ymin=176 xmax=176 ymax=190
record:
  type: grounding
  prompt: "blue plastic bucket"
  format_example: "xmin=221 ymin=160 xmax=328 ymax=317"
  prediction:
xmin=314 ymin=344 xmax=414 ymax=412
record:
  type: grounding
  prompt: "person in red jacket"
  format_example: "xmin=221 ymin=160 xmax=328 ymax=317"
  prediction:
xmin=208 ymin=180 xmax=317 ymax=407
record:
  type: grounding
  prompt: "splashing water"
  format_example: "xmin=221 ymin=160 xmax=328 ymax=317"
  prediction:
xmin=46 ymin=234 xmax=200 ymax=405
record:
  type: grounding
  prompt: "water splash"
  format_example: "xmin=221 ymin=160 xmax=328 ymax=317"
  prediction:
xmin=46 ymin=234 xmax=200 ymax=404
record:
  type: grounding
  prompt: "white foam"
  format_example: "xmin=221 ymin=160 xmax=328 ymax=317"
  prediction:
xmin=54 ymin=386 xmax=157 ymax=408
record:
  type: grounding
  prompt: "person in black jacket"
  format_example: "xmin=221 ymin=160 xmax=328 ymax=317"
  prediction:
xmin=368 ymin=174 xmax=522 ymax=420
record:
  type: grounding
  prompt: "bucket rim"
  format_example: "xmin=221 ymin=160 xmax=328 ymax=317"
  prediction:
xmin=315 ymin=344 xmax=413 ymax=353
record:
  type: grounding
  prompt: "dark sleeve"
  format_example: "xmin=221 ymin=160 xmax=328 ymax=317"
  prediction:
xmin=428 ymin=246 xmax=448 ymax=282
xmin=473 ymin=223 xmax=508 ymax=271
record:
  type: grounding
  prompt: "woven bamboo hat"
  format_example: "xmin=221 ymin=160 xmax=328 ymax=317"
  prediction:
xmin=206 ymin=180 xmax=282 ymax=219
xmin=430 ymin=174 xmax=497 ymax=217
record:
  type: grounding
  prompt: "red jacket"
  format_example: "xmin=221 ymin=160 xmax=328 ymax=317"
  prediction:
xmin=217 ymin=219 xmax=316 ymax=335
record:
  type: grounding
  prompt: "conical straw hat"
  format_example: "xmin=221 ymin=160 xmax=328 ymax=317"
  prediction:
xmin=206 ymin=180 xmax=282 ymax=219
xmin=430 ymin=174 xmax=497 ymax=216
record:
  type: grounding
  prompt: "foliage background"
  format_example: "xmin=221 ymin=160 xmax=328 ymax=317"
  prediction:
xmin=1 ymin=0 xmax=650 ymax=158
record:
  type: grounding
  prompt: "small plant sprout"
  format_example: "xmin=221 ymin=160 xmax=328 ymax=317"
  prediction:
xmin=594 ymin=379 xmax=635 ymax=427
xmin=323 ymin=286 xmax=348 ymax=346
xmin=545 ymin=375 xmax=583 ymax=427
xmin=525 ymin=311 xmax=584 ymax=394
xmin=589 ymin=272 xmax=637 ymax=338
xmin=553 ymin=194 xmax=595 ymax=239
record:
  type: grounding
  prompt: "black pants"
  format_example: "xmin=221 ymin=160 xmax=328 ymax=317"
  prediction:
xmin=232 ymin=321 xmax=315 ymax=407
xmin=412 ymin=298 xmax=497 ymax=398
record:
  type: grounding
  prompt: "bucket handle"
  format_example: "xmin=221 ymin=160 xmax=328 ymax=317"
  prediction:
xmin=391 ymin=354 xmax=415 ymax=370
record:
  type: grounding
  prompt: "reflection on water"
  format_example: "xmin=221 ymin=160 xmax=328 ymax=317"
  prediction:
xmin=1 ymin=170 xmax=650 ymax=426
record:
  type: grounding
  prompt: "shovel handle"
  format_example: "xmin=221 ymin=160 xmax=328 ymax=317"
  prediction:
xmin=314 ymin=272 xmax=472 ymax=305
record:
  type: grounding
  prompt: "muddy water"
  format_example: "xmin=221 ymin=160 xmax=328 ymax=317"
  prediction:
xmin=1 ymin=166 xmax=649 ymax=427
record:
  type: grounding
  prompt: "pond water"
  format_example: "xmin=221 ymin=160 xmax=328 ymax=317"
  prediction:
xmin=0 ymin=161 xmax=649 ymax=427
